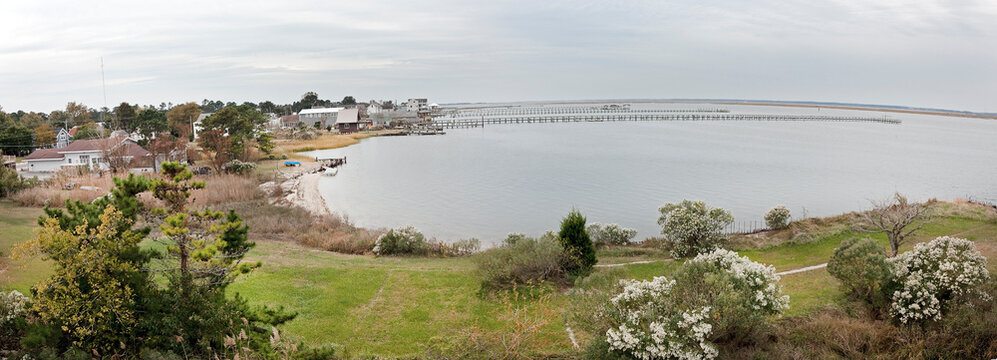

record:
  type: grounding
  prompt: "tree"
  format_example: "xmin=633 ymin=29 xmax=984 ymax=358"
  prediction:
xmin=658 ymin=200 xmax=734 ymax=258
xmin=197 ymin=129 xmax=232 ymax=172
xmin=114 ymin=102 xmax=137 ymax=132
xmin=48 ymin=110 xmax=68 ymax=129
xmin=135 ymin=108 xmax=169 ymax=140
xmin=147 ymin=132 xmax=188 ymax=172
xmin=71 ymin=121 xmax=103 ymax=139
xmin=198 ymin=105 xmax=273 ymax=161
xmin=148 ymin=162 xmax=259 ymax=353
xmin=64 ymin=102 xmax=90 ymax=128
xmin=341 ymin=96 xmax=357 ymax=106
xmin=0 ymin=126 xmax=34 ymax=156
xmin=858 ymin=193 xmax=932 ymax=257
xmin=33 ymin=124 xmax=56 ymax=147
xmin=166 ymin=102 xmax=201 ymax=138
xmin=19 ymin=112 xmax=45 ymax=129
xmin=558 ymin=209 xmax=596 ymax=275
xmin=13 ymin=206 xmax=153 ymax=354
xmin=258 ymin=100 xmax=278 ymax=114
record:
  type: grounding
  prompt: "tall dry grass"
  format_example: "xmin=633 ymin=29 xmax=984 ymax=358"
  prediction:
xmin=191 ymin=174 xmax=264 ymax=206
xmin=10 ymin=172 xmax=116 ymax=207
xmin=224 ymin=198 xmax=379 ymax=254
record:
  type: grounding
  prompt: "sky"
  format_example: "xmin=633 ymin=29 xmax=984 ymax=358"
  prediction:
xmin=1 ymin=0 xmax=995 ymax=113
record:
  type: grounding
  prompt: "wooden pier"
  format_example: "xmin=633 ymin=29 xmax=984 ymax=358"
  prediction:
xmin=315 ymin=157 xmax=346 ymax=167
xmin=448 ymin=106 xmax=729 ymax=118
xmin=434 ymin=113 xmax=901 ymax=129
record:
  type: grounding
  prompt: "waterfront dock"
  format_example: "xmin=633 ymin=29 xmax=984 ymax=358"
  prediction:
xmin=434 ymin=112 xmax=901 ymax=128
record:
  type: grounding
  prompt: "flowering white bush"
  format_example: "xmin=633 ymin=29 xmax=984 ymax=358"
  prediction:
xmin=0 ymin=290 xmax=28 ymax=326
xmin=588 ymin=223 xmax=639 ymax=246
xmin=764 ymin=205 xmax=791 ymax=230
xmin=658 ymin=201 xmax=734 ymax=258
xmin=605 ymin=277 xmax=718 ymax=360
xmin=888 ymin=236 xmax=990 ymax=324
xmin=372 ymin=226 xmax=427 ymax=255
xmin=604 ymin=249 xmax=788 ymax=359
xmin=689 ymin=249 xmax=790 ymax=313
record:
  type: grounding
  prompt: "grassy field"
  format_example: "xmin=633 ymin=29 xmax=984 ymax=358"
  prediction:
xmin=2 ymin=200 xmax=995 ymax=357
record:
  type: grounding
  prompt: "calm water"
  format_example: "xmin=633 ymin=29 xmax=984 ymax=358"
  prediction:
xmin=306 ymin=104 xmax=997 ymax=245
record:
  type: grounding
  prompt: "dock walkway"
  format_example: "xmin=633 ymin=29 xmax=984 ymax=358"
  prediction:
xmin=435 ymin=113 xmax=901 ymax=128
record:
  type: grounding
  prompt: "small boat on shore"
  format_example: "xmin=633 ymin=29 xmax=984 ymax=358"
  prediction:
xmin=320 ymin=167 xmax=339 ymax=176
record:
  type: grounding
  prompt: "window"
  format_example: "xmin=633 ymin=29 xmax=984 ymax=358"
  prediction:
xmin=67 ymin=158 xmax=72 ymax=164
xmin=80 ymin=155 xmax=90 ymax=164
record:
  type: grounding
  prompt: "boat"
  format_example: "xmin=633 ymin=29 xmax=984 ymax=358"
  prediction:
xmin=320 ymin=167 xmax=339 ymax=176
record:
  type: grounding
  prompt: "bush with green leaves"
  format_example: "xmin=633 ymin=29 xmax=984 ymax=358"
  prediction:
xmin=0 ymin=166 xmax=38 ymax=198
xmin=587 ymin=223 xmax=638 ymax=247
xmin=657 ymin=200 xmax=734 ymax=258
xmin=373 ymin=226 xmax=428 ymax=255
xmin=887 ymin=236 xmax=990 ymax=324
xmin=764 ymin=205 xmax=791 ymax=229
xmin=828 ymin=237 xmax=892 ymax=307
xmin=603 ymin=249 xmax=788 ymax=359
xmin=474 ymin=233 xmax=567 ymax=291
xmin=559 ymin=210 xmax=597 ymax=275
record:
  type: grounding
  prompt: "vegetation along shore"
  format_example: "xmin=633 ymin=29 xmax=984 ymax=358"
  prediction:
xmin=3 ymin=156 xmax=995 ymax=358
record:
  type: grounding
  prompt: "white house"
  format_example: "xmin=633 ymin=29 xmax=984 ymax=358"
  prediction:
xmin=405 ymin=98 xmax=427 ymax=113
xmin=21 ymin=137 xmax=151 ymax=172
xmin=368 ymin=100 xmax=383 ymax=114
xmin=299 ymin=108 xmax=343 ymax=128
xmin=192 ymin=113 xmax=211 ymax=140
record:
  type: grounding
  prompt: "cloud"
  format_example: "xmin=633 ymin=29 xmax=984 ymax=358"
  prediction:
xmin=0 ymin=0 xmax=994 ymax=112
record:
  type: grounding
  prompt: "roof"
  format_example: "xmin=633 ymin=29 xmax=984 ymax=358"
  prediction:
xmin=335 ymin=108 xmax=360 ymax=124
xmin=23 ymin=137 xmax=150 ymax=160
xmin=23 ymin=148 xmax=62 ymax=160
xmin=60 ymin=138 xmax=115 ymax=152
xmin=299 ymin=107 xmax=343 ymax=116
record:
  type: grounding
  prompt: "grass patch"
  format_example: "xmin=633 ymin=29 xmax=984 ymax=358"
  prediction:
xmin=0 ymin=201 xmax=48 ymax=293
xmin=2 ymin=200 xmax=995 ymax=357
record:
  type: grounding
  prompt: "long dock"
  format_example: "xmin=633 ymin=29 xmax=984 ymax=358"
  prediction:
xmin=434 ymin=113 xmax=901 ymax=128
xmin=449 ymin=106 xmax=729 ymax=118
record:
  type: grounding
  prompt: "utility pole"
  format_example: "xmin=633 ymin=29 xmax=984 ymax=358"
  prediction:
xmin=100 ymin=57 xmax=108 ymax=126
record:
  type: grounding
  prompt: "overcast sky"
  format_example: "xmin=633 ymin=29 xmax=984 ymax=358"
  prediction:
xmin=1 ymin=0 xmax=995 ymax=113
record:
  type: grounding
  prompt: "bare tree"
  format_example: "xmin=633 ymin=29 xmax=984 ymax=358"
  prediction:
xmin=857 ymin=193 xmax=932 ymax=256
xmin=98 ymin=138 xmax=129 ymax=173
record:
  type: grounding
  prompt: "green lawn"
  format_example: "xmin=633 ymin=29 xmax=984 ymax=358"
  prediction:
xmin=0 ymin=201 xmax=48 ymax=293
xmin=3 ymin=200 xmax=996 ymax=357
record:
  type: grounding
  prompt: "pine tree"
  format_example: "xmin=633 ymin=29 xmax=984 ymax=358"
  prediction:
xmin=558 ymin=209 xmax=597 ymax=275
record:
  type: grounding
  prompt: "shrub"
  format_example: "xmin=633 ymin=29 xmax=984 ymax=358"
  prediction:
xmin=474 ymin=234 xmax=567 ymax=291
xmin=225 ymin=159 xmax=256 ymax=174
xmin=587 ymin=223 xmax=638 ymax=247
xmin=372 ymin=226 xmax=428 ymax=255
xmin=887 ymin=236 xmax=990 ymax=324
xmin=657 ymin=200 xmax=734 ymax=258
xmin=764 ymin=205 xmax=791 ymax=229
xmin=1 ymin=290 xmax=28 ymax=350
xmin=827 ymin=237 xmax=892 ymax=307
xmin=558 ymin=209 xmax=596 ymax=275
xmin=603 ymin=249 xmax=788 ymax=359
xmin=1 ymin=166 xmax=39 ymax=197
